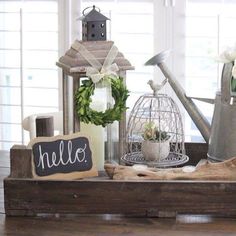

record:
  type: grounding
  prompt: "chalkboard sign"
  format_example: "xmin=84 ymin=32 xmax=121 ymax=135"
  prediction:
xmin=28 ymin=133 xmax=98 ymax=180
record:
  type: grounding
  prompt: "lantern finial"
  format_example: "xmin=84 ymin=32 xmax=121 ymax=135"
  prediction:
xmin=80 ymin=5 xmax=109 ymax=41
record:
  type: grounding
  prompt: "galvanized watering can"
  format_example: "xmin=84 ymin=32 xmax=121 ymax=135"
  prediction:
xmin=145 ymin=50 xmax=236 ymax=162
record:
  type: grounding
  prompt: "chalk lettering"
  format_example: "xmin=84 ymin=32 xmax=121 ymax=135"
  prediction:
xmin=37 ymin=140 xmax=87 ymax=171
xmin=32 ymin=136 xmax=93 ymax=176
xmin=75 ymin=144 xmax=87 ymax=163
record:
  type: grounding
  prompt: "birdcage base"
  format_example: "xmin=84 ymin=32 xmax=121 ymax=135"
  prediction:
xmin=121 ymin=152 xmax=189 ymax=168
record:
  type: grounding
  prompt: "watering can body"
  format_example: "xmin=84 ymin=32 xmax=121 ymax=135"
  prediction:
xmin=145 ymin=51 xmax=236 ymax=162
xmin=208 ymin=62 xmax=236 ymax=162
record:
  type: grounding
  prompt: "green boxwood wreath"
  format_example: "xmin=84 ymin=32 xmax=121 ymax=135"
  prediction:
xmin=75 ymin=77 xmax=129 ymax=127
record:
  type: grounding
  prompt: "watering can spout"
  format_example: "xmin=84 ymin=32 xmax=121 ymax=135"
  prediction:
xmin=145 ymin=50 xmax=211 ymax=143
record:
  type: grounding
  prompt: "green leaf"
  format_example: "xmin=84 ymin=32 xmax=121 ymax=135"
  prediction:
xmin=74 ymin=77 xmax=129 ymax=127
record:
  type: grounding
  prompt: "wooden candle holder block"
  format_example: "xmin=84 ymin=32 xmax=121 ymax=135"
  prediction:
xmin=4 ymin=143 xmax=236 ymax=217
xmin=36 ymin=116 xmax=54 ymax=137
xmin=9 ymin=145 xmax=32 ymax=179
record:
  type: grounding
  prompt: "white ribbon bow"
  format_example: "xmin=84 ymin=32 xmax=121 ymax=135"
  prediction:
xmin=86 ymin=63 xmax=119 ymax=84
xmin=72 ymin=41 xmax=119 ymax=83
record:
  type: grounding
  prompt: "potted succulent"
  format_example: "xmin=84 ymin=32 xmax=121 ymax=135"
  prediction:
xmin=141 ymin=122 xmax=170 ymax=162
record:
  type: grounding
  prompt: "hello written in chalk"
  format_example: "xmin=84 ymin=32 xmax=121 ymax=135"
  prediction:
xmin=32 ymin=137 xmax=93 ymax=176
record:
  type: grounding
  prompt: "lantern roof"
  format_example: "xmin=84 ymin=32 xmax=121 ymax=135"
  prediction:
xmin=79 ymin=6 xmax=110 ymax=22
xmin=56 ymin=40 xmax=134 ymax=74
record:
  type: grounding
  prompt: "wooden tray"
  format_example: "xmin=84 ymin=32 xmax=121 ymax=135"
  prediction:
xmin=4 ymin=143 xmax=236 ymax=217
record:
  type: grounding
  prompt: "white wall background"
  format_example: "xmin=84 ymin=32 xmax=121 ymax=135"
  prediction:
xmin=1 ymin=0 xmax=236 ymax=150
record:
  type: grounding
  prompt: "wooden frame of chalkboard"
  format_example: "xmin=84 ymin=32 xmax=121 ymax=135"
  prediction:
xmin=27 ymin=133 xmax=98 ymax=180
xmin=4 ymin=143 xmax=236 ymax=217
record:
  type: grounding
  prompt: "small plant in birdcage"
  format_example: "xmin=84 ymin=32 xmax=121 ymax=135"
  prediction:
xmin=142 ymin=122 xmax=170 ymax=142
xmin=141 ymin=121 xmax=170 ymax=162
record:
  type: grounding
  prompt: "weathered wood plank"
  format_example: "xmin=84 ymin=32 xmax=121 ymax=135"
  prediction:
xmin=65 ymin=48 xmax=124 ymax=59
xmin=1 ymin=214 xmax=236 ymax=236
xmin=69 ymin=65 xmax=134 ymax=73
xmin=118 ymin=71 xmax=127 ymax=162
xmin=72 ymin=40 xmax=114 ymax=51
xmin=59 ymin=55 xmax=132 ymax=69
xmin=9 ymin=145 xmax=32 ymax=179
xmin=4 ymin=178 xmax=236 ymax=217
xmin=4 ymin=152 xmax=236 ymax=235
xmin=73 ymin=76 xmax=80 ymax=133
xmin=56 ymin=62 xmax=134 ymax=74
xmin=62 ymin=72 xmax=70 ymax=134
xmin=36 ymin=116 xmax=54 ymax=137
xmin=57 ymin=40 xmax=135 ymax=73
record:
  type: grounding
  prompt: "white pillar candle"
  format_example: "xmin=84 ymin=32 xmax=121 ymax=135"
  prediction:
xmin=80 ymin=100 xmax=105 ymax=171
xmin=81 ymin=123 xmax=104 ymax=171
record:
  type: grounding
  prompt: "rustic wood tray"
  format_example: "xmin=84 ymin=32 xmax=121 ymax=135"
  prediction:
xmin=4 ymin=143 xmax=236 ymax=217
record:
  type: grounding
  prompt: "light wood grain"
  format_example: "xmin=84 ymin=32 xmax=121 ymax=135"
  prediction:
xmin=59 ymin=55 xmax=133 ymax=69
xmin=57 ymin=40 xmax=134 ymax=72
xmin=10 ymin=145 xmax=32 ymax=178
xmin=105 ymin=157 xmax=236 ymax=180
xmin=65 ymin=48 xmax=124 ymax=59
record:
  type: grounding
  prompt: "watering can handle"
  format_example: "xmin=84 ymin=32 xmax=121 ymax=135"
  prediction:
xmin=188 ymin=97 xmax=215 ymax=104
xmin=221 ymin=62 xmax=235 ymax=104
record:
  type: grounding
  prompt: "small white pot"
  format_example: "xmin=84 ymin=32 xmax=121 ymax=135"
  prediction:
xmin=141 ymin=139 xmax=170 ymax=162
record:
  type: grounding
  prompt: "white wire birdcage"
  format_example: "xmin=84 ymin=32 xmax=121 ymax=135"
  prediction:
xmin=122 ymin=93 xmax=189 ymax=168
